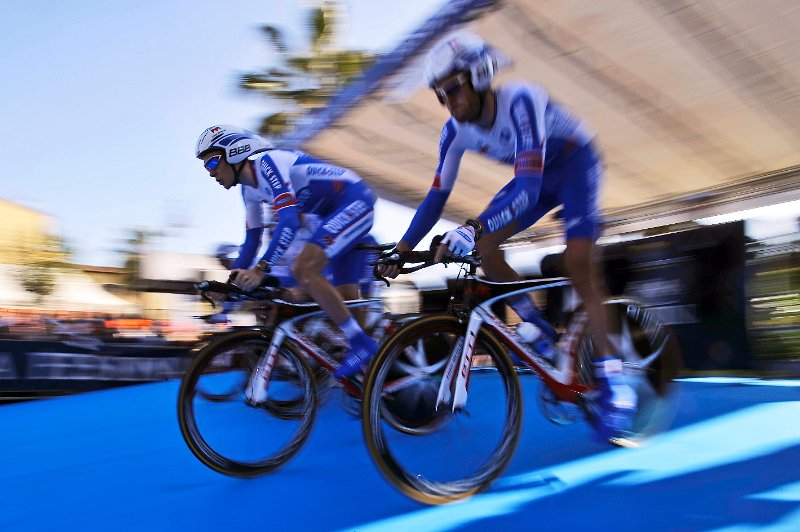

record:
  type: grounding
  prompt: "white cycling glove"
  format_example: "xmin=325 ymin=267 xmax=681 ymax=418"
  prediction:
xmin=440 ymin=224 xmax=476 ymax=257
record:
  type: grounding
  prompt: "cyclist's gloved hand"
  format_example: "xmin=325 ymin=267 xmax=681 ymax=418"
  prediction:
xmin=230 ymin=268 xmax=266 ymax=292
xmin=436 ymin=224 xmax=476 ymax=261
xmin=429 ymin=234 xmax=444 ymax=251
xmin=375 ymin=247 xmax=408 ymax=280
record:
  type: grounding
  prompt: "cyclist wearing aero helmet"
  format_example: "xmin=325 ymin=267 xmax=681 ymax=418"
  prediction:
xmin=377 ymin=32 xmax=636 ymax=439
xmin=196 ymin=125 xmax=379 ymax=377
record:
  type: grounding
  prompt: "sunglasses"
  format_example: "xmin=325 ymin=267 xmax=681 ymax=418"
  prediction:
xmin=434 ymin=73 xmax=470 ymax=104
xmin=204 ymin=154 xmax=222 ymax=172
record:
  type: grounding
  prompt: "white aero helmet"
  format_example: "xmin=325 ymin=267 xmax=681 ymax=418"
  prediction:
xmin=195 ymin=124 xmax=274 ymax=165
xmin=424 ymin=31 xmax=504 ymax=92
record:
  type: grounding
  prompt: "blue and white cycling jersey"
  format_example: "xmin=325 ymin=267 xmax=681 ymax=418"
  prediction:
xmin=401 ymin=81 xmax=601 ymax=246
xmin=266 ymin=214 xmax=379 ymax=293
xmin=233 ymin=149 xmax=376 ymax=271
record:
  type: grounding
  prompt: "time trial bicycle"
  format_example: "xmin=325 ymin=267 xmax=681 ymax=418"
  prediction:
xmin=177 ymin=260 xmax=465 ymax=477
xmin=361 ymin=249 xmax=682 ymax=504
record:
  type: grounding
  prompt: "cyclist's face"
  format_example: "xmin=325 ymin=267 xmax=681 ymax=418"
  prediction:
xmin=434 ymin=72 xmax=480 ymax=123
xmin=202 ymin=151 xmax=236 ymax=189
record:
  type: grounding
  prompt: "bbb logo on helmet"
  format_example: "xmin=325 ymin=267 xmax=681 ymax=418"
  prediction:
xmin=229 ymin=144 xmax=251 ymax=157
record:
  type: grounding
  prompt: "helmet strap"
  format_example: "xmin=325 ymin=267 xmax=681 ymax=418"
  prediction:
xmin=231 ymin=161 xmax=247 ymax=186
xmin=476 ymin=88 xmax=486 ymax=119
xmin=459 ymin=75 xmax=484 ymax=124
xmin=474 ymin=89 xmax=497 ymax=129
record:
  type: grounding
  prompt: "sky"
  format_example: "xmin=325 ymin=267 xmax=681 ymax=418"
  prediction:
xmin=3 ymin=1 xmax=798 ymax=270
xmin=0 ymin=0 xmax=453 ymax=267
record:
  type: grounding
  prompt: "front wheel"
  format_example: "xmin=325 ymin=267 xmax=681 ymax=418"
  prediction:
xmin=178 ymin=330 xmax=318 ymax=477
xmin=362 ymin=315 xmax=522 ymax=504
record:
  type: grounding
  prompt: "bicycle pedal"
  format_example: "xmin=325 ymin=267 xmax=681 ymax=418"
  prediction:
xmin=538 ymin=387 xmax=579 ymax=425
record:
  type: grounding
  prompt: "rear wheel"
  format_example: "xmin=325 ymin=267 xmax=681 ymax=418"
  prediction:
xmin=178 ymin=330 xmax=318 ymax=477
xmin=568 ymin=298 xmax=683 ymax=445
xmin=362 ymin=315 xmax=522 ymax=504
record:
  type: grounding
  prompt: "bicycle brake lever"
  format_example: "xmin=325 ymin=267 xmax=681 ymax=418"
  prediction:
xmin=199 ymin=291 xmax=217 ymax=308
xmin=372 ymin=265 xmax=391 ymax=287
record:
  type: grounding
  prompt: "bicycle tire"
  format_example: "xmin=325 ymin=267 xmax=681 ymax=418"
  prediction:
xmin=362 ymin=314 xmax=522 ymax=504
xmin=178 ymin=330 xmax=318 ymax=477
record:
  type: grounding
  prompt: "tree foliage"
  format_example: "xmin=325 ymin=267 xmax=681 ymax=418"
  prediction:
xmin=18 ymin=234 xmax=68 ymax=302
xmin=239 ymin=1 xmax=376 ymax=137
xmin=117 ymin=228 xmax=163 ymax=290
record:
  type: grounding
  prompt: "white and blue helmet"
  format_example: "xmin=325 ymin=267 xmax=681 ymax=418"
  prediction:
xmin=423 ymin=32 xmax=508 ymax=91
xmin=195 ymin=124 xmax=274 ymax=164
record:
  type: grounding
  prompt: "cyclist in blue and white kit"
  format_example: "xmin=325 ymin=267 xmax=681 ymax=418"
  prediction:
xmin=378 ymin=33 xmax=636 ymax=439
xmin=230 ymin=206 xmax=378 ymax=302
xmin=196 ymin=125 xmax=378 ymax=377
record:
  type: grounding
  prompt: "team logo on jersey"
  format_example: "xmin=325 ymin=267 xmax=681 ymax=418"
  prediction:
xmin=261 ymin=159 xmax=285 ymax=192
xmin=515 ymin=150 xmax=543 ymax=174
xmin=307 ymin=165 xmax=345 ymax=178
xmin=275 ymin=227 xmax=294 ymax=251
xmin=486 ymin=190 xmax=530 ymax=233
xmin=322 ymin=200 xmax=369 ymax=233
xmin=511 ymin=98 xmax=535 ymax=149
xmin=273 ymin=192 xmax=296 ymax=211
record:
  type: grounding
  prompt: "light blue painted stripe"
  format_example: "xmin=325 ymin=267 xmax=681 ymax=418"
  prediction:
xmin=341 ymin=401 xmax=800 ymax=532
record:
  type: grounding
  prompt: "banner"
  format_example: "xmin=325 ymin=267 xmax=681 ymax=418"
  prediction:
xmin=0 ymin=339 xmax=190 ymax=395
xmin=542 ymin=221 xmax=749 ymax=370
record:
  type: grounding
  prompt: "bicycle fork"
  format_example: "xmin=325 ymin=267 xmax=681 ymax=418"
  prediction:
xmin=435 ymin=311 xmax=486 ymax=412
xmin=245 ymin=328 xmax=285 ymax=405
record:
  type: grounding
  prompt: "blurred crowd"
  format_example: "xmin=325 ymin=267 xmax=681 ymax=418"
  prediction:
xmin=0 ymin=309 xmax=207 ymax=345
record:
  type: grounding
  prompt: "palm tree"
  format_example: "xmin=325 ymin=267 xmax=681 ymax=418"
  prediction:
xmin=118 ymin=228 xmax=162 ymax=291
xmin=239 ymin=1 xmax=376 ymax=137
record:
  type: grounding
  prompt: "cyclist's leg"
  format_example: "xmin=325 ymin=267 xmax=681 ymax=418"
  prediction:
xmin=356 ymin=234 xmax=381 ymax=299
xmin=477 ymin=178 xmax=557 ymax=281
xmin=557 ymin=143 xmax=609 ymax=357
xmin=558 ymin=143 xmax=636 ymax=436
xmin=271 ymin=221 xmax=330 ymax=302
xmin=354 ymin=236 xmax=385 ymax=333
xmin=293 ymin=184 xmax=378 ymax=377
xmin=564 ymin=239 xmax=610 ymax=353
xmin=477 ymin=179 xmax=559 ymax=335
xmin=329 ymin=234 xmax=379 ymax=328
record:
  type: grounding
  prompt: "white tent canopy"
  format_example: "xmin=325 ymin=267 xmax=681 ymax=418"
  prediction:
xmin=0 ymin=265 xmax=138 ymax=314
xmin=289 ymin=0 xmax=800 ymax=246
xmin=43 ymin=270 xmax=138 ymax=313
xmin=0 ymin=265 xmax=36 ymax=308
